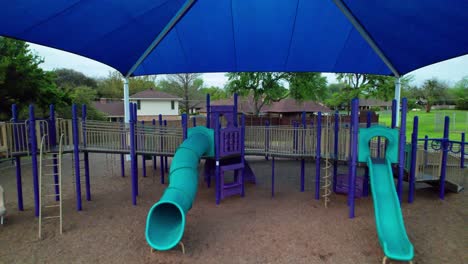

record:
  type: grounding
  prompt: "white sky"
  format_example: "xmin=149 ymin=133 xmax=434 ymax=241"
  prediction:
xmin=30 ymin=43 xmax=468 ymax=88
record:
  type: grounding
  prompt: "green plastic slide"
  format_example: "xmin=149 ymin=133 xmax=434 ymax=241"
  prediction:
xmin=359 ymin=126 xmax=414 ymax=262
xmin=145 ymin=126 xmax=214 ymax=251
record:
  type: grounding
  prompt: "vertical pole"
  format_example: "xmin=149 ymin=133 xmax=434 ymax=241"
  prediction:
xmin=192 ymin=116 xmax=196 ymax=127
xmin=159 ymin=114 xmax=164 ymax=184
xmin=129 ymin=103 xmax=137 ymax=205
xmin=12 ymin=104 xmax=24 ymax=211
xmin=214 ymin=112 xmax=221 ymax=204
xmin=271 ymin=157 xmax=275 ymax=197
xmin=315 ymin=112 xmax=322 ymax=200
xmin=397 ymin=98 xmax=407 ymax=201
xmin=241 ymin=114 xmax=246 ymax=197
xmin=439 ymin=116 xmax=449 ymax=200
xmin=408 ymin=116 xmax=418 ymax=203
xmin=164 ymin=120 xmax=169 ymax=173
xmin=71 ymin=104 xmax=82 ymax=211
xmin=29 ymin=105 xmax=40 ymax=217
xmin=349 ymin=99 xmax=359 ymax=218
xmin=133 ymin=103 xmax=138 ymax=184
xmin=206 ymin=94 xmax=211 ymax=128
xmin=461 ymin=133 xmax=465 ymax=169
xmin=120 ymin=120 xmax=125 ymax=177
xmin=391 ymin=99 xmax=397 ymax=129
xmin=362 ymin=111 xmax=371 ymax=197
xmin=233 ymin=93 xmax=238 ymax=127
xmin=141 ymin=120 xmax=147 ymax=178
xmin=152 ymin=119 xmax=157 ymax=170
xmin=124 ymin=78 xmax=130 ymax=123
xmin=394 ymin=77 xmax=401 ymax=126
xmin=333 ymin=111 xmax=339 ymax=193
xmin=265 ymin=120 xmax=270 ymax=161
xmin=182 ymin=114 xmax=188 ymax=140
xmin=301 ymin=112 xmax=306 ymax=192
xmin=424 ymin=135 xmax=429 ymax=166
xmin=82 ymin=105 xmax=91 ymax=201
xmin=49 ymin=105 xmax=60 ymax=201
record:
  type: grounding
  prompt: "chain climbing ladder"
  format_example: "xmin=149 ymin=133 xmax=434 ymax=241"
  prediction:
xmin=321 ymin=116 xmax=332 ymax=208
xmin=38 ymin=134 xmax=64 ymax=239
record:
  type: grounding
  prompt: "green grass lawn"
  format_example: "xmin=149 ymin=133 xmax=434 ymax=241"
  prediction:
xmin=378 ymin=110 xmax=468 ymax=140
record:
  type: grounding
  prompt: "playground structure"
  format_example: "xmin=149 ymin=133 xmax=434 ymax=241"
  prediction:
xmin=0 ymin=95 xmax=466 ymax=263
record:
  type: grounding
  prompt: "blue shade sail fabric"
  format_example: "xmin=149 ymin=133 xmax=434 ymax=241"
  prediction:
xmin=1 ymin=0 xmax=467 ymax=77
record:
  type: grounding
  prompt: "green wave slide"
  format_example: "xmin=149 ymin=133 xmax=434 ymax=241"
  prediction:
xmin=359 ymin=126 xmax=414 ymax=262
xmin=145 ymin=126 xmax=214 ymax=251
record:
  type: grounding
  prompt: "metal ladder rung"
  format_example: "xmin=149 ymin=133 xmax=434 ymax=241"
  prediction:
xmin=44 ymin=204 xmax=60 ymax=208
xmin=45 ymin=164 xmax=59 ymax=167
xmin=45 ymin=183 xmax=59 ymax=186
xmin=44 ymin=173 xmax=58 ymax=176
xmin=45 ymin=194 xmax=60 ymax=197
xmin=43 ymin=216 xmax=60 ymax=220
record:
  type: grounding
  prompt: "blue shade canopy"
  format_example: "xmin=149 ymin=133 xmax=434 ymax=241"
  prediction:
xmin=1 ymin=0 xmax=467 ymax=77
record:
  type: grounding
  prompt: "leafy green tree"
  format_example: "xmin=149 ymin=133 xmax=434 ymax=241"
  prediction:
xmin=158 ymin=74 xmax=203 ymax=114
xmin=199 ymin=86 xmax=229 ymax=100
xmin=96 ymin=71 xmax=157 ymax=98
xmin=53 ymin=68 xmax=98 ymax=90
xmin=414 ymin=78 xmax=449 ymax=112
xmin=288 ymin=72 xmax=327 ymax=101
xmin=451 ymin=76 xmax=468 ymax=110
xmin=226 ymin=72 xmax=288 ymax=115
xmin=0 ymin=37 xmax=63 ymax=118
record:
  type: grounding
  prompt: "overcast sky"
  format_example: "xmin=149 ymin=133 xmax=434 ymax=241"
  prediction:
xmin=30 ymin=43 xmax=467 ymax=88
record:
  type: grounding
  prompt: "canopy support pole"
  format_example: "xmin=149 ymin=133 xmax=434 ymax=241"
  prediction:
xmin=124 ymin=78 xmax=130 ymax=123
xmin=394 ymin=77 xmax=401 ymax=126
xmin=332 ymin=0 xmax=400 ymax=78
xmin=125 ymin=0 xmax=196 ymax=77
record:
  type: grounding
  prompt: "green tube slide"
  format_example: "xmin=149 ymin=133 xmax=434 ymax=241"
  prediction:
xmin=358 ymin=126 xmax=414 ymax=262
xmin=145 ymin=126 xmax=214 ymax=251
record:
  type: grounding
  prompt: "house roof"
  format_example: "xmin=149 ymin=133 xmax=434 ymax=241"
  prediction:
xmin=359 ymin=98 xmax=392 ymax=107
xmin=202 ymin=97 xmax=330 ymax=114
xmin=92 ymin=101 xmax=124 ymax=117
xmin=263 ymin=99 xmax=330 ymax=113
xmin=130 ymin=89 xmax=181 ymax=99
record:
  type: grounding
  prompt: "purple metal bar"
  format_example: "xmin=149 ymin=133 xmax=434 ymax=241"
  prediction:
xmin=301 ymin=112 xmax=306 ymax=192
xmin=29 ymin=105 xmax=40 ymax=217
xmin=391 ymin=99 xmax=397 ymax=129
xmin=271 ymin=157 xmax=275 ymax=197
xmin=349 ymin=98 xmax=359 ymax=218
xmin=315 ymin=112 xmax=322 ymax=200
xmin=49 ymin=105 xmax=60 ymax=201
xmin=141 ymin=120 xmax=147 ymax=178
xmin=152 ymin=119 xmax=157 ymax=171
xmin=192 ymin=116 xmax=196 ymax=127
xmin=265 ymin=120 xmax=270 ymax=160
xmin=408 ymin=116 xmax=419 ymax=203
xmin=164 ymin=120 xmax=169 ymax=173
xmin=333 ymin=111 xmax=339 ymax=193
xmin=461 ymin=133 xmax=465 ymax=169
xmin=397 ymin=98 xmax=407 ymax=201
xmin=206 ymin=94 xmax=211 ymax=128
xmin=439 ymin=116 xmax=449 ymax=200
xmin=182 ymin=114 xmax=188 ymax=140
xmin=159 ymin=114 xmax=164 ymax=184
xmin=133 ymin=104 xmax=138 ymax=186
xmin=82 ymin=105 xmax=91 ymax=201
xmin=12 ymin=104 xmax=24 ymax=211
xmin=362 ymin=111 xmax=371 ymax=197
xmin=240 ymin=114 xmax=246 ymax=197
xmin=233 ymin=93 xmax=238 ymax=127
xmin=71 ymin=104 xmax=82 ymax=211
xmin=214 ymin=112 xmax=221 ymax=204
xmin=129 ymin=103 xmax=137 ymax=205
xmin=120 ymin=120 xmax=125 ymax=177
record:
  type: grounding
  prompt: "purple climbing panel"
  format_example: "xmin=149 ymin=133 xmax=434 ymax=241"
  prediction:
xmin=335 ymin=173 xmax=364 ymax=198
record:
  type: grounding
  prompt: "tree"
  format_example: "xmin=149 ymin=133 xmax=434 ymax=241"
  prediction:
xmin=226 ymin=72 xmax=288 ymax=115
xmin=451 ymin=76 xmax=468 ymax=110
xmin=288 ymin=72 xmax=328 ymax=101
xmin=0 ymin=37 xmax=63 ymax=118
xmin=199 ymin=86 xmax=229 ymax=100
xmin=158 ymin=74 xmax=203 ymax=114
xmin=416 ymin=78 xmax=449 ymax=112
xmin=96 ymin=71 xmax=157 ymax=98
xmin=53 ymin=68 xmax=98 ymax=90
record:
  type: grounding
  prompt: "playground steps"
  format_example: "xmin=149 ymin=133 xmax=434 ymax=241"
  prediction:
xmin=38 ymin=134 xmax=63 ymax=239
xmin=335 ymin=173 xmax=364 ymax=197
xmin=219 ymin=163 xmax=244 ymax=200
xmin=421 ymin=179 xmax=464 ymax=193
